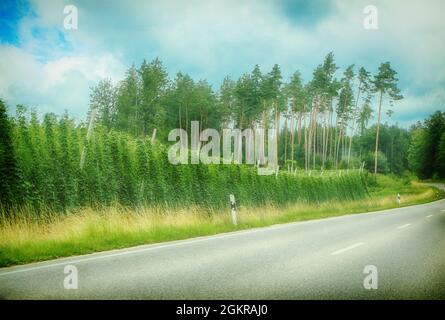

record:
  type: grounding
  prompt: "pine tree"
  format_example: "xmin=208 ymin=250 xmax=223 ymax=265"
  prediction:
xmin=347 ymin=67 xmax=371 ymax=167
xmin=371 ymin=62 xmax=403 ymax=174
xmin=335 ymin=65 xmax=354 ymax=168
xmin=284 ymin=71 xmax=307 ymax=170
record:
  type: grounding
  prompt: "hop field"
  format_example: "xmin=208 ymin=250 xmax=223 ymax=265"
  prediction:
xmin=6 ymin=113 xmax=368 ymax=214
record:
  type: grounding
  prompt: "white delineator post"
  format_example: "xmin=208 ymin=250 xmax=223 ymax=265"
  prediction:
xmin=229 ymin=194 xmax=237 ymax=226
xmin=397 ymin=193 xmax=401 ymax=205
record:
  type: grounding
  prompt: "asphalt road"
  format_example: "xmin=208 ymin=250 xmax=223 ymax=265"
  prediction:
xmin=1 ymin=186 xmax=445 ymax=299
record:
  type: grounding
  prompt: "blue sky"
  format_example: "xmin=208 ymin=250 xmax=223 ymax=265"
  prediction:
xmin=0 ymin=0 xmax=444 ymax=127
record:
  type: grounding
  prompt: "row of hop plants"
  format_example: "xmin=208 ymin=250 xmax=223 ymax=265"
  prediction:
xmin=7 ymin=110 xmax=369 ymax=215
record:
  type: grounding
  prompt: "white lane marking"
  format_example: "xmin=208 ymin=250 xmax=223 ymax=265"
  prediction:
xmin=397 ymin=223 xmax=411 ymax=229
xmin=331 ymin=242 xmax=365 ymax=256
xmin=426 ymin=215 xmax=433 ymax=218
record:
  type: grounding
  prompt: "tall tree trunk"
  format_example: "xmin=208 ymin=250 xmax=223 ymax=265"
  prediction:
xmin=200 ymin=110 xmax=203 ymax=133
xmin=347 ymin=85 xmax=362 ymax=167
xmin=185 ymin=104 xmax=189 ymax=133
xmin=284 ymin=116 xmax=288 ymax=166
xmin=304 ymin=124 xmax=307 ymax=170
xmin=312 ymin=105 xmax=318 ymax=169
xmin=335 ymin=125 xmax=342 ymax=169
xmin=325 ymin=101 xmax=332 ymax=165
xmin=275 ymin=102 xmax=280 ymax=167
xmin=329 ymin=108 xmax=334 ymax=159
xmin=347 ymin=128 xmax=354 ymax=167
xmin=322 ymin=109 xmax=327 ymax=168
xmin=305 ymin=113 xmax=309 ymax=170
xmin=307 ymin=107 xmax=312 ymax=170
xmin=374 ymin=91 xmax=383 ymax=174
xmin=179 ymin=106 xmax=182 ymax=131
xmin=297 ymin=111 xmax=302 ymax=146
xmin=290 ymin=111 xmax=295 ymax=170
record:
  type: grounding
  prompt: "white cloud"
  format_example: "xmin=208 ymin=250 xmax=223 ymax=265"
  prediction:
xmin=0 ymin=45 xmax=126 ymax=118
xmin=388 ymin=88 xmax=445 ymax=126
xmin=0 ymin=0 xmax=444 ymax=125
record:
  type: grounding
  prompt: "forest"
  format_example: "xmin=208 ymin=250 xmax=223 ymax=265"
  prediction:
xmin=1 ymin=53 xmax=445 ymax=214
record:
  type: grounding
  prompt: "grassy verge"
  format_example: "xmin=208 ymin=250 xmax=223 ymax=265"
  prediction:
xmin=0 ymin=176 xmax=443 ymax=267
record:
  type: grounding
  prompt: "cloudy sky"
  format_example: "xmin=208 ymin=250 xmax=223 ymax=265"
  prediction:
xmin=0 ymin=0 xmax=444 ymax=126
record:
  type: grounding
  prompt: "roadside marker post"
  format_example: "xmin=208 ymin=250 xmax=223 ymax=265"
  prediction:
xmin=397 ymin=193 xmax=401 ymax=205
xmin=229 ymin=194 xmax=238 ymax=226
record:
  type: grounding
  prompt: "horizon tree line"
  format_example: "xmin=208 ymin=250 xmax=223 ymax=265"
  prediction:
xmin=87 ymin=53 xmax=402 ymax=173
xmin=2 ymin=51 xmax=445 ymax=214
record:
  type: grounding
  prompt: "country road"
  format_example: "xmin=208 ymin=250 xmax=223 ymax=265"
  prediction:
xmin=1 ymin=186 xmax=445 ymax=299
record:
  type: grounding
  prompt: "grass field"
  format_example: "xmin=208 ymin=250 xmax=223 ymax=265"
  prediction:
xmin=0 ymin=175 xmax=443 ymax=267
